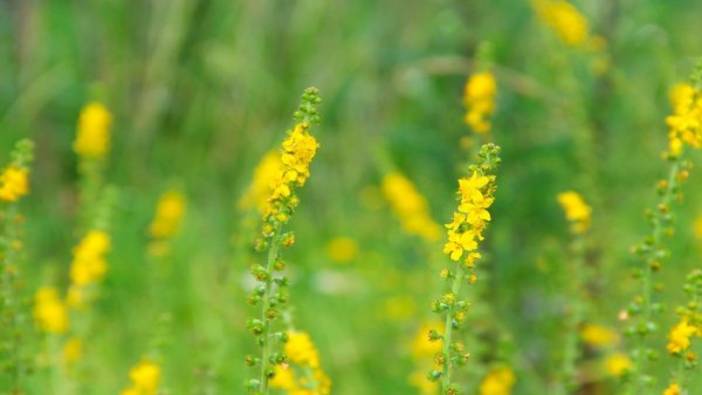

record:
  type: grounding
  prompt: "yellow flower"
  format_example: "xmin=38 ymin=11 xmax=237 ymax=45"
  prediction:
xmin=70 ymin=230 xmax=110 ymax=287
xmin=33 ymin=287 xmax=69 ymax=334
xmin=286 ymin=331 xmax=321 ymax=369
xmin=464 ymin=72 xmax=497 ymax=134
xmin=123 ymin=360 xmax=160 ymax=395
xmin=0 ymin=166 xmax=29 ymax=202
xmin=63 ymin=337 xmax=82 ymax=365
xmin=479 ymin=367 xmax=516 ymax=395
xmin=665 ymin=82 xmax=702 ymax=156
xmin=149 ymin=190 xmax=186 ymax=239
xmin=443 ymin=171 xmax=496 ymax=263
xmin=557 ymin=191 xmax=591 ymax=234
xmin=580 ymin=324 xmax=619 ymax=348
xmin=280 ymin=123 xmax=319 ymax=187
xmin=326 ymin=237 xmax=358 ymax=263
xmin=443 ymin=229 xmax=478 ymax=261
xmin=533 ymin=0 xmax=590 ymax=47
xmin=239 ymin=150 xmax=282 ymax=213
xmin=409 ymin=369 xmax=438 ymax=395
xmin=381 ymin=172 xmax=441 ymax=242
xmin=74 ymin=102 xmax=112 ymax=158
xmin=263 ymin=121 xmax=319 ymax=223
xmin=663 ymin=383 xmax=681 ymax=395
xmin=410 ymin=321 xmax=443 ymax=359
xmin=603 ymin=352 xmax=631 ymax=377
xmin=667 ymin=319 xmax=699 ymax=354
xmin=270 ymin=364 xmax=297 ymax=390
xmin=272 ymin=332 xmax=331 ymax=395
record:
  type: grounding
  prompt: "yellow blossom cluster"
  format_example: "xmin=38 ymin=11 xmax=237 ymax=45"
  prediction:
xmin=0 ymin=165 xmax=29 ymax=202
xmin=479 ymin=367 xmax=516 ymax=395
xmin=666 ymin=319 xmax=699 ymax=354
xmin=270 ymin=331 xmax=331 ymax=395
xmin=666 ymin=83 xmax=702 ymax=157
xmin=443 ymin=172 xmax=496 ymax=265
xmin=148 ymin=190 xmax=186 ymax=257
xmin=663 ymin=383 xmax=681 ymax=395
xmin=70 ymin=230 xmax=110 ymax=288
xmin=603 ymin=352 xmax=632 ymax=377
xmin=73 ymin=102 xmax=112 ymax=159
xmin=263 ymin=122 xmax=319 ymax=225
xmin=32 ymin=287 xmax=69 ymax=334
xmin=149 ymin=191 xmax=186 ymax=239
xmin=381 ymin=172 xmax=441 ymax=242
xmin=239 ymin=150 xmax=282 ymax=214
xmin=464 ymin=71 xmax=497 ymax=134
xmin=120 ymin=360 xmax=161 ymax=395
xmin=557 ymin=191 xmax=591 ymax=234
xmin=532 ymin=0 xmax=591 ymax=47
xmin=580 ymin=323 xmax=619 ymax=348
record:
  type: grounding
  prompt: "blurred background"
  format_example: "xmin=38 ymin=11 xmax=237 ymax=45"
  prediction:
xmin=2 ymin=0 xmax=702 ymax=393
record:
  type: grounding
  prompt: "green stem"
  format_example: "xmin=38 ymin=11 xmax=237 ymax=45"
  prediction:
xmin=559 ymin=234 xmax=586 ymax=394
xmin=258 ymin=235 xmax=281 ymax=394
xmin=631 ymin=159 xmax=680 ymax=394
xmin=1 ymin=204 xmax=22 ymax=390
xmin=440 ymin=269 xmax=464 ymax=393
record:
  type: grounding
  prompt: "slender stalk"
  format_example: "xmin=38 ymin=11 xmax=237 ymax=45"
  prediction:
xmin=440 ymin=272 xmax=464 ymax=392
xmin=258 ymin=234 xmax=280 ymax=394
xmin=559 ymin=233 xmax=586 ymax=394
xmin=630 ymin=159 xmax=680 ymax=394
xmin=0 ymin=205 xmax=21 ymax=390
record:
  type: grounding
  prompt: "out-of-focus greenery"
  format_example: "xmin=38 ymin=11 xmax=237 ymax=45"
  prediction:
xmin=2 ymin=0 xmax=702 ymax=394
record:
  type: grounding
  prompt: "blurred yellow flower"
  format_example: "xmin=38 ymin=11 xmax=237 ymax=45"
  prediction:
xmin=580 ymin=323 xmax=619 ymax=348
xmin=286 ymin=331 xmax=321 ymax=369
xmin=666 ymin=82 xmax=702 ymax=157
xmin=666 ymin=319 xmax=699 ymax=354
xmin=603 ymin=352 xmax=631 ymax=377
xmin=271 ymin=331 xmax=331 ymax=395
xmin=239 ymin=150 xmax=282 ymax=213
xmin=663 ymin=383 xmax=681 ymax=395
xmin=63 ymin=337 xmax=82 ymax=365
xmin=74 ymin=102 xmax=112 ymax=159
xmin=479 ymin=366 xmax=516 ymax=395
xmin=409 ymin=369 xmax=438 ymax=395
xmin=270 ymin=364 xmax=297 ymax=390
xmin=326 ymin=237 xmax=358 ymax=263
xmin=464 ymin=71 xmax=497 ymax=134
xmin=70 ymin=230 xmax=110 ymax=287
xmin=33 ymin=287 xmax=69 ymax=334
xmin=149 ymin=190 xmax=186 ymax=239
xmin=122 ymin=359 xmax=160 ymax=395
xmin=382 ymin=172 xmax=440 ymax=242
xmin=410 ymin=321 xmax=443 ymax=359
xmin=557 ymin=191 xmax=591 ymax=234
xmin=533 ymin=0 xmax=590 ymax=47
xmin=0 ymin=165 xmax=29 ymax=202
